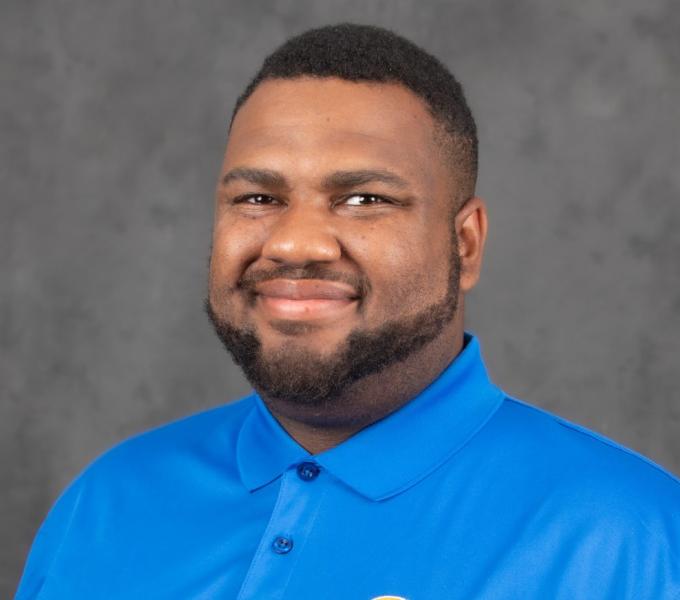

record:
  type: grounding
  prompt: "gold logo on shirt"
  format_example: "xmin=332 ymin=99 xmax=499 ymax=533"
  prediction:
xmin=371 ymin=596 xmax=408 ymax=600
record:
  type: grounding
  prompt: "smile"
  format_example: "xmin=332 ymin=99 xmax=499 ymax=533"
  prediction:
xmin=258 ymin=296 xmax=358 ymax=320
xmin=253 ymin=278 xmax=360 ymax=322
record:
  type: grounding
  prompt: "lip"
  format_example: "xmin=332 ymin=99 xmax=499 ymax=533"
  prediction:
xmin=253 ymin=279 xmax=359 ymax=321
xmin=254 ymin=278 xmax=359 ymax=300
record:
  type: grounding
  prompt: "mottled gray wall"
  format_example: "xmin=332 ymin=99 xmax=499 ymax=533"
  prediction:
xmin=3 ymin=0 xmax=679 ymax=595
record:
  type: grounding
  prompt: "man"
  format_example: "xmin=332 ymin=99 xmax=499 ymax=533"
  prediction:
xmin=16 ymin=23 xmax=680 ymax=600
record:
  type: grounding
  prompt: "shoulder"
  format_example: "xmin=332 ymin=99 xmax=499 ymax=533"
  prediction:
xmin=487 ymin=395 xmax=680 ymax=532
xmin=498 ymin=395 xmax=680 ymax=486
xmin=46 ymin=394 xmax=258 ymax=525
xmin=84 ymin=394 xmax=256 ymax=478
xmin=15 ymin=396 xmax=257 ymax=599
xmin=471 ymin=395 xmax=680 ymax=586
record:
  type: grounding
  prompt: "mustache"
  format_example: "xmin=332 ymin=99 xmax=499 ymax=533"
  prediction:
xmin=238 ymin=264 xmax=370 ymax=297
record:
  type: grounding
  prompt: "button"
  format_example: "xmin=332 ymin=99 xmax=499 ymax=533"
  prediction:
xmin=272 ymin=535 xmax=293 ymax=554
xmin=296 ymin=461 xmax=321 ymax=481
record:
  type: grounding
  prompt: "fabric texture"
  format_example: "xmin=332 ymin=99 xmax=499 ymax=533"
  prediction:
xmin=15 ymin=334 xmax=680 ymax=599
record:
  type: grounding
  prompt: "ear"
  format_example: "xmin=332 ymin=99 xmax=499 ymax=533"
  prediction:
xmin=454 ymin=197 xmax=488 ymax=292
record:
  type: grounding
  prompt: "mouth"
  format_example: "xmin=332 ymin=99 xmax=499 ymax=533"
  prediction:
xmin=253 ymin=278 xmax=360 ymax=322
xmin=258 ymin=296 xmax=358 ymax=321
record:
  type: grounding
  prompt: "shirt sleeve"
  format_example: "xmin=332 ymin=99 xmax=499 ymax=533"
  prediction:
xmin=14 ymin=476 xmax=85 ymax=600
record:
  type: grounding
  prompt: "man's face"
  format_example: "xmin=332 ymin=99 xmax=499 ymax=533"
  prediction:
xmin=207 ymin=77 xmax=463 ymax=407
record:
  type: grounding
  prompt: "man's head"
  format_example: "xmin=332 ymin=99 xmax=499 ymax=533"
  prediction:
xmin=232 ymin=23 xmax=478 ymax=204
xmin=205 ymin=24 xmax=487 ymax=421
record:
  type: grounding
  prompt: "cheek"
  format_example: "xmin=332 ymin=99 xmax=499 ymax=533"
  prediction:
xmin=356 ymin=227 xmax=450 ymax=315
xmin=209 ymin=217 xmax=264 ymax=290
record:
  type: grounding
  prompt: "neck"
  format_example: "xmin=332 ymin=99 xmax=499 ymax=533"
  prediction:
xmin=263 ymin=319 xmax=465 ymax=454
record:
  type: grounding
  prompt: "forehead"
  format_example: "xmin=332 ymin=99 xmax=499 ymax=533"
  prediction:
xmin=225 ymin=77 xmax=444 ymax=182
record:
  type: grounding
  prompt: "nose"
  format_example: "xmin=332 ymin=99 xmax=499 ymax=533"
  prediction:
xmin=261 ymin=204 xmax=341 ymax=266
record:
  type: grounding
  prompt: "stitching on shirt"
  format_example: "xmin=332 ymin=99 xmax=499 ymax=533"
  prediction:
xmin=269 ymin=483 xmax=329 ymax=595
xmin=505 ymin=396 xmax=680 ymax=585
xmin=236 ymin=473 xmax=290 ymax=600
xmin=33 ymin=476 xmax=86 ymax=600
xmin=504 ymin=395 xmax=680 ymax=487
xmin=376 ymin=387 xmax=507 ymax=500
xmin=503 ymin=396 xmax=680 ymax=586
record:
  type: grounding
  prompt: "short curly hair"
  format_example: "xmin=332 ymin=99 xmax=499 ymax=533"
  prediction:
xmin=232 ymin=23 xmax=478 ymax=203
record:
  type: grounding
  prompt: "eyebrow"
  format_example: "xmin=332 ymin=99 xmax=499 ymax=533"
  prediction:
xmin=321 ymin=169 xmax=410 ymax=190
xmin=221 ymin=168 xmax=288 ymax=189
xmin=220 ymin=168 xmax=410 ymax=191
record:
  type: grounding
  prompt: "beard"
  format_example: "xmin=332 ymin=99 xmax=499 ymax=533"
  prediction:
xmin=205 ymin=238 xmax=461 ymax=408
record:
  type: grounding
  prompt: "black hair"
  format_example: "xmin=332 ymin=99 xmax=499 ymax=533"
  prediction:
xmin=231 ymin=23 xmax=478 ymax=202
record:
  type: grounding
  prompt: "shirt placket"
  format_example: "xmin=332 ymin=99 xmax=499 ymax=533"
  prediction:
xmin=237 ymin=461 xmax=327 ymax=600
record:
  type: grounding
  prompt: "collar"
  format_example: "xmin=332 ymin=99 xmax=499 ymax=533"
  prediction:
xmin=236 ymin=332 xmax=504 ymax=501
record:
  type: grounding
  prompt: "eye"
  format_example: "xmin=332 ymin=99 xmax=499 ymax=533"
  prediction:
xmin=343 ymin=194 xmax=391 ymax=206
xmin=233 ymin=194 xmax=278 ymax=205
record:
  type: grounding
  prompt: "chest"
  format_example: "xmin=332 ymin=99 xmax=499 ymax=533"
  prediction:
xmin=37 ymin=467 xmax=636 ymax=599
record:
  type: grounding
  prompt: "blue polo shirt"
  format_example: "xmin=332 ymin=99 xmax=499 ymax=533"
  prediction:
xmin=16 ymin=334 xmax=680 ymax=599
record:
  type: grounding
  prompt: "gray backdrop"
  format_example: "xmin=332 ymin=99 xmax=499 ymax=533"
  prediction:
xmin=3 ymin=0 xmax=679 ymax=596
